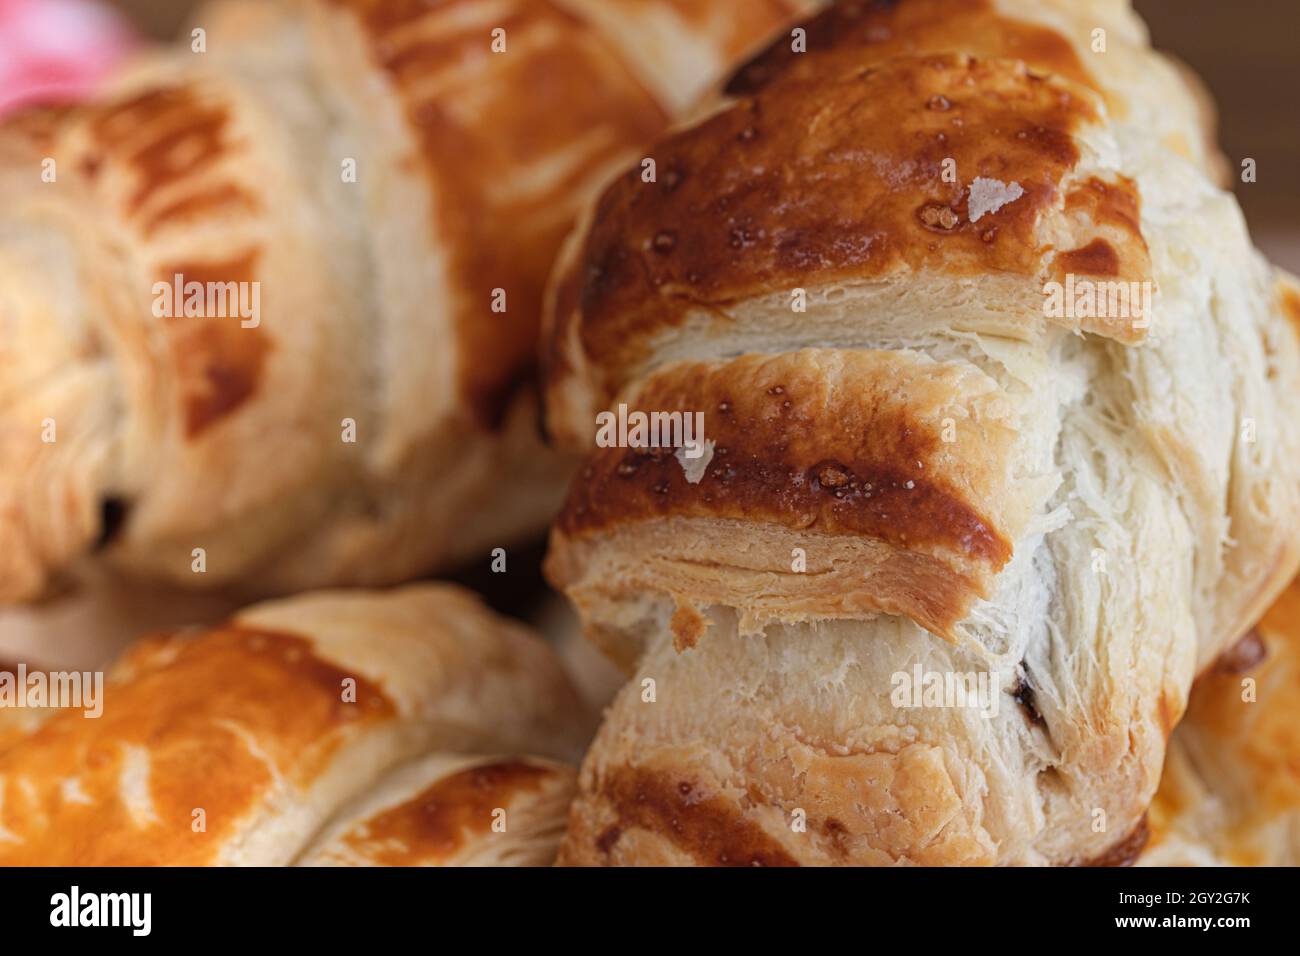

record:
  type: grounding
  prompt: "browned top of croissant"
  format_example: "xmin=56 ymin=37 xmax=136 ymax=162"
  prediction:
xmin=327 ymin=0 xmax=674 ymax=423
xmin=0 ymin=585 xmax=586 ymax=865
xmin=561 ymin=53 xmax=1145 ymax=366
xmin=299 ymin=754 xmax=576 ymax=866
xmin=546 ymin=54 xmax=1158 ymax=449
xmin=727 ymin=0 xmax=1094 ymax=95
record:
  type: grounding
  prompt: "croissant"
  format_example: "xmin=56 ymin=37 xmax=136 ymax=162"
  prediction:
xmin=0 ymin=584 xmax=587 ymax=865
xmin=543 ymin=0 xmax=1300 ymax=864
xmin=0 ymin=0 xmax=810 ymax=604
xmin=296 ymin=753 xmax=576 ymax=867
xmin=1142 ymin=583 xmax=1300 ymax=867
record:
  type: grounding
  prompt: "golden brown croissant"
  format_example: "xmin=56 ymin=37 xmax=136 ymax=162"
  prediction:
xmin=0 ymin=0 xmax=809 ymax=603
xmin=543 ymin=0 xmax=1300 ymax=865
xmin=0 ymin=584 xmax=587 ymax=866
xmin=296 ymin=754 xmax=576 ymax=867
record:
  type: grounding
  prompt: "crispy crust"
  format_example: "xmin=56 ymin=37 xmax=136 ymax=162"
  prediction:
xmin=558 ymin=742 xmax=1004 ymax=867
xmin=550 ymin=348 xmax=1042 ymax=641
xmin=725 ymin=0 xmax=1096 ymax=100
xmin=546 ymin=52 xmax=1151 ymax=442
xmin=559 ymin=761 xmax=803 ymax=867
xmin=721 ymin=0 xmax=1223 ymax=177
xmin=322 ymin=0 xmax=669 ymax=425
xmin=0 ymin=585 xmax=587 ymax=865
xmin=299 ymin=755 xmax=576 ymax=866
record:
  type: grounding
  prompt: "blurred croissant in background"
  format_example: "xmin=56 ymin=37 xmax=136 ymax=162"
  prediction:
xmin=0 ymin=0 xmax=812 ymax=607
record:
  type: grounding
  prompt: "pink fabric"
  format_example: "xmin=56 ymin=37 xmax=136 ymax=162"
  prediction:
xmin=0 ymin=0 xmax=135 ymax=117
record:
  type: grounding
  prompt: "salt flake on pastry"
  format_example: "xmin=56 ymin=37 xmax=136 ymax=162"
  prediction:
xmin=967 ymin=176 xmax=1025 ymax=222
xmin=675 ymin=440 xmax=716 ymax=485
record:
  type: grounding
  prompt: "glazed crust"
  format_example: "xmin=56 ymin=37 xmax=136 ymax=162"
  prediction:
xmin=298 ymin=754 xmax=577 ymax=866
xmin=547 ymin=53 xmax=1150 ymax=441
xmin=550 ymin=348 xmax=1042 ymax=648
xmin=719 ymin=0 xmax=1227 ymax=178
xmin=547 ymin=0 xmax=1300 ymax=866
xmin=0 ymin=585 xmax=587 ymax=865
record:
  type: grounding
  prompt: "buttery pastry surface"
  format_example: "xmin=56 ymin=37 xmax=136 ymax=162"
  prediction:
xmin=0 ymin=0 xmax=805 ymax=603
xmin=0 ymin=584 xmax=587 ymax=865
xmin=546 ymin=0 xmax=1300 ymax=865
xmin=298 ymin=754 xmax=576 ymax=867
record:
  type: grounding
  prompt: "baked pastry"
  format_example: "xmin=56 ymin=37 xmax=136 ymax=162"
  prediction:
xmin=297 ymin=754 xmax=576 ymax=867
xmin=1141 ymin=583 xmax=1300 ymax=867
xmin=544 ymin=0 xmax=1300 ymax=864
xmin=0 ymin=0 xmax=809 ymax=603
xmin=0 ymin=584 xmax=588 ymax=865
xmin=707 ymin=0 xmax=1229 ymax=183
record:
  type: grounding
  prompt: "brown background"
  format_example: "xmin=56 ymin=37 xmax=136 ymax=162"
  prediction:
xmin=1134 ymin=0 xmax=1300 ymax=270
